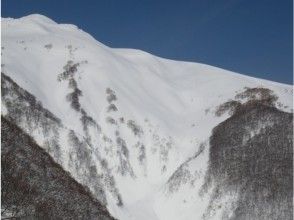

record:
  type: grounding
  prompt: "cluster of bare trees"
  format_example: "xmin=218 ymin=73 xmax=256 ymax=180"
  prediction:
xmin=202 ymin=101 xmax=293 ymax=219
xmin=1 ymin=116 xmax=116 ymax=220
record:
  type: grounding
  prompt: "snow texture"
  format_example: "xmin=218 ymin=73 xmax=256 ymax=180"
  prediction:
xmin=1 ymin=14 xmax=293 ymax=220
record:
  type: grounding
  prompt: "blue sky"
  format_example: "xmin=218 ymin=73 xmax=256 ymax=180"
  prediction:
xmin=2 ymin=0 xmax=293 ymax=84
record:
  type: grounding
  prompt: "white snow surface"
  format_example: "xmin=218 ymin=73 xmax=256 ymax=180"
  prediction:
xmin=1 ymin=14 xmax=293 ymax=220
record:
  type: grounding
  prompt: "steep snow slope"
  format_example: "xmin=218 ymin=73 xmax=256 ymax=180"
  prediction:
xmin=1 ymin=14 xmax=293 ymax=220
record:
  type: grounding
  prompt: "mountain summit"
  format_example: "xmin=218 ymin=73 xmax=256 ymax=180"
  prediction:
xmin=1 ymin=14 xmax=293 ymax=220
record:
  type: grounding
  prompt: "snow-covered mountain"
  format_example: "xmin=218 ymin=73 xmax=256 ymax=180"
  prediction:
xmin=1 ymin=14 xmax=293 ymax=220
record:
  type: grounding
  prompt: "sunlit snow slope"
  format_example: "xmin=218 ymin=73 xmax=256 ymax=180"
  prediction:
xmin=1 ymin=14 xmax=293 ymax=220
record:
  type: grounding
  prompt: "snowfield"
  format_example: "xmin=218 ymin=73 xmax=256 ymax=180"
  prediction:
xmin=1 ymin=14 xmax=293 ymax=220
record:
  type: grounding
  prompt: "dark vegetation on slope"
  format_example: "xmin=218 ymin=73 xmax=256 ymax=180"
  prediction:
xmin=166 ymin=143 xmax=205 ymax=193
xmin=1 ymin=116 xmax=116 ymax=220
xmin=2 ymin=72 xmax=125 ymax=207
xmin=215 ymin=87 xmax=280 ymax=117
xmin=58 ymin=60 xmax=84 ymax=111
xmin=202 ymin=100 xmax=293 ymax=220
xmin=2 ymin=73 xmax=61 ymax=125
xmin=2 ymin=72 xmax=63 ymax=162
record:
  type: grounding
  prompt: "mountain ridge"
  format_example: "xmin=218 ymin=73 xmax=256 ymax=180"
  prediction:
xmin=1 ymin=14 xmax=293 ymax=220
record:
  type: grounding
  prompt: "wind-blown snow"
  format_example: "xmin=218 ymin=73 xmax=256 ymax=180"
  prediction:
xmin=1 ymin=14 xmax=292 ymax=220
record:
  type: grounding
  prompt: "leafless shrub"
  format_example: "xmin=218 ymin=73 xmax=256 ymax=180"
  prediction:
xmin=116 ymin=137 xmax=129 ymax=158
xmin=68 ymin=130 xmax=90 ymax=164
xmin=215 ymin=100 xmax=241 ymax=117
xmin=80 ymin=108 xmax=100 ymax=136
xmin=57 ymin=61 xmax=79 ymax=81
xmin=106 ymin=87 xmax=113 ymax=95
xmin=235 ymin=87 xmax=278 ymax=106
xmin=102 ymin=135 xmax=112 ymax=143
xmin=161 ymin=165 xmax=167 ymax=173
xmin=127 ymin=120 xmax=143 ymax=136
xmin=106 ymin=88 xmax=117 ymax=103
xmin=66 ymin=88 xmax=82 ymax=111
xmin=167 ymin=164 xmax=192 ymax=193
xmin=107 ymin=103 xmax=118 ymax=112
xmin=138 ymin=144 xmax=146 ymax=164
xmin=115 ymin=137 xmax=135 ymax=177
xmin=44 ymin=44 xmax=53 ymax=50
xmin=100 ymin=159 xmax=108 ymax=170
xmin=68 ymin=78 xmax=78 ymax=89
xmin=106 ymin=116 xmax=116 ymax=125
